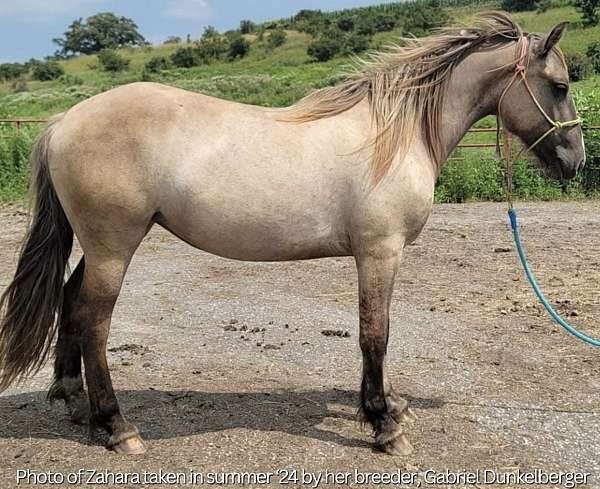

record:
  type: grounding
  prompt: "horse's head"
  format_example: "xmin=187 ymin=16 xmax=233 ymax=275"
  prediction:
xmin=498 ymin=23 xmax=585 ymax=180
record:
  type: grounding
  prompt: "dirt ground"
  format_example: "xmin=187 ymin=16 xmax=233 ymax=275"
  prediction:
xmin=0 ymin=202 xmax=599 ymax=489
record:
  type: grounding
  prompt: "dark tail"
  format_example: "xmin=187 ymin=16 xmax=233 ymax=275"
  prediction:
xmin=0 ymin=117 xmax=73 ymax=392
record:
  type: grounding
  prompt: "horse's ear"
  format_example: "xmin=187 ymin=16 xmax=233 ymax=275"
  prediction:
xmin=540 ymin=22 xmax=568 ymax=56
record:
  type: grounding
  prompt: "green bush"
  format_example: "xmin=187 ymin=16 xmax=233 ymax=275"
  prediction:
xmin=337 ymin=17 xmax=355 ymax=32
xmin=197 ymin=36 xmax=230 ymax=61
xmin=308 ymin=37 xmax=342 ymax=62
xmin=171 ymin=46 xmax=203 ymax=68
xmin=0 ymin=63 xmax=28 ymax=81
xmin=267 ymin=29 xmax=287 ymax=49
xmin=586 ymin=41 xmax=600 ymax=73
xmin=574 ymin=0 xmax=600 ymax=27
xmin=12 ymin=80 xmax=29 ymax=93
xmin=97 ymin=49 xmax=129 ymax=72
xmin=356 ymin=19 xmax=376 ymax=37
xmin=59 ymin=73 xmax=84 ymax=86
xmin=574 ymin=90 xmax=600 ymax=193
xmin=343 ymin=34 xmax=370 ymax=54
xmin=32 ymin=61 xmax=65 ymax=81
xmin=435 ymin=152 xmax=567 ymax=203
xmin=145 ymin=56 xmax=172 ymax=73
xmin=0 ymin=128 xmax=38 ymax=203
xmin=228 ymin=35 xmax=250 ymax=60
xmin=564 ymin=52 xmax=591 ymax=81
xmin=436 ymin=155 xmax=503 ymax=203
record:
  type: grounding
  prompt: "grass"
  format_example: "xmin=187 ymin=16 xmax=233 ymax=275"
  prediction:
xmin=1 ymin=3 xmax=599 ymax=203
xmin=0 ymin=126 xmax=39 ymax=203
xmin=513 ymin=6 xmax=600 ymax=55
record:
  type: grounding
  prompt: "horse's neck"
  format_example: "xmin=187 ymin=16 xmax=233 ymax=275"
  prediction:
xmin=438 ymin=44 xmax=516 ymax=163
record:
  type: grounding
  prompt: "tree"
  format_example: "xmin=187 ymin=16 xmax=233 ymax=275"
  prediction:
xmin=53 ymin=12 xmax=146 ymax=57
xmin=403 ymin=3 xmax=449 ymax=37
xmin=32 ymin=62 xmax=65 ymax=81
xmin=501 ymin=0 xmax=537 ymax=11
xmin=97 ymin=49 xmax=130 ymax=72
xmin=228 ymin=35 xmax=250 ymax=60
xmin=294 ymin=9 xmax=324 ymax=23
xmin=536 ymin=0 xmax=552 ymax=13
xmin=240 ymin=20 xmax=255 ymax=34
xmin=201 ymin=25 xmax=219 ymax=40
xmin=373 ymin=12 xmax=397 ymax=32
xmin=163 ymin=36 xmax=181 ymax=44
xmin=574 ymin=0 xmax=600 ymax=26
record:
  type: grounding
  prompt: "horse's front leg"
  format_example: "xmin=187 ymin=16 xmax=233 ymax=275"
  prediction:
xmin=355 ymin=237 xmax=416 ymax=455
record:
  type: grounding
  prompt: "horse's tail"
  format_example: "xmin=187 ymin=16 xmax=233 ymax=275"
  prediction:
xmin=0 ymin=116 xmax=73 ymax=392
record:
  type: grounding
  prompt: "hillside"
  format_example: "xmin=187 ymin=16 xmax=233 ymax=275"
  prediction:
xmin=0 ymin=1 xmax=599 ymax=204
xmin=1 ymin=3 xmax=598 ymax=118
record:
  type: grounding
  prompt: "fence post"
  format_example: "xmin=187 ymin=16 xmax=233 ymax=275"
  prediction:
xmin=504 ymin=131 xmax=512 ymax=160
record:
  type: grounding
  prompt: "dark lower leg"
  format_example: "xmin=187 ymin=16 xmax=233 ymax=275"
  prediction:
xmin=360 ymin=353 xmax=415 ymax=454
xmin=48 ymin=259 xmax=89 ymax=424
xmin=76 ymin=262 xmax=145 ymax=454
xmin=356 ymin=247 xmax=414 ymax=455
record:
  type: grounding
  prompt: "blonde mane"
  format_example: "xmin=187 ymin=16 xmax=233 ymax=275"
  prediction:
xmin=285 ymin=12 xmax=525 ymax=182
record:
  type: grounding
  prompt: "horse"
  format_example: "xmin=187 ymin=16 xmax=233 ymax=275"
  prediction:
xmin=0 ymin=12 xmax=585 ymax=456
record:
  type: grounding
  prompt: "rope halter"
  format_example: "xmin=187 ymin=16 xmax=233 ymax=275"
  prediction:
xmin=496 ymin=35 xmax=582 ymax=207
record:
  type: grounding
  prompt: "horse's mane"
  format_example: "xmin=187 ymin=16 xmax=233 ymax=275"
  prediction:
xmin=285 ymin=11 xmax=525 ymax=182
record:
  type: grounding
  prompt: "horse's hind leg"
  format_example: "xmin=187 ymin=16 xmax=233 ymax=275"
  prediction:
xmin=355 ymin=238 xmax=416 ymax=456
xmin=69 ymin=226 xmax=148 ymax=455
xmin=48 ymin=258 xmax=88 ymax=424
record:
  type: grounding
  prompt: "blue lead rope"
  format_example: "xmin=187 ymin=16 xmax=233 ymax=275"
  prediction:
xmin=508 ymin=208 xmax=600 ymax=348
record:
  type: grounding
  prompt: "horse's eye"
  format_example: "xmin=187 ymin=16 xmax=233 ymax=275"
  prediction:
xmin=554 ymin=82 xmax=569 ymax=92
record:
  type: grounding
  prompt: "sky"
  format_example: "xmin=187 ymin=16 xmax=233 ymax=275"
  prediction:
xmin=0 ymin=0 xmax=398 ymax=63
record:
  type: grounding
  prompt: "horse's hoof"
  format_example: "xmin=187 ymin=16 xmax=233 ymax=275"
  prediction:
xmin=109 ymin=435 xmax=147 ymax=455
xmin=387 ymin=395 xmax=417 ymax=425
xmin=376 ymin=433 xmax=414 ymax=456
xmin=68 ymin=398 xmax=90 ymax=425
xmin=398 ymin=407 xmax=418 ymax=425
xmin=69 ymin=407 xmax=89 ymax=425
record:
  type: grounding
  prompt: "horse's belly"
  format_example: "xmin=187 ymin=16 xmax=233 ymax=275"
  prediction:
xmin=156 ymin=197 xmax=351 ymax=262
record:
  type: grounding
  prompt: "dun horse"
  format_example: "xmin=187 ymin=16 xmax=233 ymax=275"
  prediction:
xmin=0 ymin=13 xmax=585 ymax=455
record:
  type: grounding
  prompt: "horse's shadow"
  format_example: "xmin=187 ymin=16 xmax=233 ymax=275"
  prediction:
xmin=0 ymin=388 xmax=445 ymax=449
